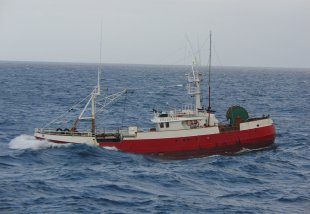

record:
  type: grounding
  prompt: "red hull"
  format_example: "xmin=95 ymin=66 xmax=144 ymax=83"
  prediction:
xmin=98 ymin=125 xmax=276 ymax=157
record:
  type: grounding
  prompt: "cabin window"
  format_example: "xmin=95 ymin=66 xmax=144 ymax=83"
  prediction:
xmin=160 ymin=123 xmax=164 ymax=128
xmin=165 ymin=122 xmax=170 ymax=128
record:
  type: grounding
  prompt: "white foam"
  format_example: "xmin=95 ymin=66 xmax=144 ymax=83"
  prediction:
xmin=101 ymin=146 xmax=119 ymax=151
xmin=8 ymin=134 xmax=72 ymax=150
xmin=235 ymin=146 xmax=271 ymax=155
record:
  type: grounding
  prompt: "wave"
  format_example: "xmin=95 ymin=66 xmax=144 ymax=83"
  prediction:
xmin=8 ymin=134 xmax=72 ymax=150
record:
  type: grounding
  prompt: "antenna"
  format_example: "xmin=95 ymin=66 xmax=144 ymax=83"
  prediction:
xmin=99 ymin=21 xmax=103 ymax=66
xmin=197 ymin=35 xmax=201 ymax=65
xmin=97 ymin=21 xmax=103 ymax=96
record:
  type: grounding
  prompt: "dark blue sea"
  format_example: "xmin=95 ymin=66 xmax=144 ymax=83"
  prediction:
xmin=0 ymin=61 xmax=309 ymax=213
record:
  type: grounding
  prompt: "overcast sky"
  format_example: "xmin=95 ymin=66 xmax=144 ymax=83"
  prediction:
xmin=0 ymin=0 xmax=309 ymax=68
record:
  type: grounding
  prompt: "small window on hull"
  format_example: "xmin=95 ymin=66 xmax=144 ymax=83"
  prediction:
xmin=166 ymin=122 xmax=169 ymax=128
xmin=160 ymin=123 xmax=164 ymax=128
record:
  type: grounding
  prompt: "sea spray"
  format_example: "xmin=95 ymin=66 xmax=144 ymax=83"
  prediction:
xmin=8 ymin=134 xmax=72 ymax=150
xmin=8 ymin=135 xmax=112 ymax=151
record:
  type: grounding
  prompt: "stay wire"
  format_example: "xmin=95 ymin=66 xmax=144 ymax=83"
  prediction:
xmin=43 ymin=92 xmax=92 ymax=128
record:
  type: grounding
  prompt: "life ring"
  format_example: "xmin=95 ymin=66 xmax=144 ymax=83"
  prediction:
xmin=186 ymin=120 xmax=191 ymax=126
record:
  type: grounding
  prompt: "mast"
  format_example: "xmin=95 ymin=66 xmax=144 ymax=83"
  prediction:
xmin=71 ymin=23 xmax=102 ymax=134
xmin=185 ymin=36 xmax=202 ymax=114
xmin=92 ymin=63 xmax=102 ymax=134
xmin=186 ymin=59 xmax=202 ymax=114
xmin=207 ymin=31 xmax=212 ymax=126
xmin=92 ymin=22 xmax=103 ymax=134
xmin=208 ymin=31 xmax=212 ymax=112
xmin=98 ymin=21 xmax=102 ymax=96
xmin=91 ymin=92 xmax=96 ymax=134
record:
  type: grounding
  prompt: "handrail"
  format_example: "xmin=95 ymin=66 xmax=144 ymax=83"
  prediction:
xmin=35 ymin=128 xmax=93 ymax=136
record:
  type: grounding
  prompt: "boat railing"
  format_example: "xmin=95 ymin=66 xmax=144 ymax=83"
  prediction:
xmin=36 ymin=126 xmax=159 ymax=138
xmin=170 ymin=104 xmax=195 ymax=115
xmin=35 ymin=128 xmax=93 ymax=136
xmin=247 ymin=115 xmax=270 ymax=121
xmin=153 ymin=104 xmax=195 ymax=119
xmin=181 ymin=104 xmax=194 ymax=112
xmin=96 ymin=128 xmax=148 ymax=137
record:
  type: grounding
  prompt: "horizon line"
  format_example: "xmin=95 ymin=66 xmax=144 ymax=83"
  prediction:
xmin=0 ymin=59 xmax=309 ymax=70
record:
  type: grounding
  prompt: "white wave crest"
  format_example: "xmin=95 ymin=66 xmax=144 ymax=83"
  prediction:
xmin=8 ymin=134 xmax=72 ymax=150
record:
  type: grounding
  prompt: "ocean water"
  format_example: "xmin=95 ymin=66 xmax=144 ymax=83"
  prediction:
xmin=0 ymin=61 xmax=309 ymax=213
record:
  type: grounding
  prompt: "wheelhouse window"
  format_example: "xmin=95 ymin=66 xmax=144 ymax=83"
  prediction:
xmin=160 ymin=123 xmax=164 ymax=128
xmin=165 ymin=122 xmax=170 ymax=128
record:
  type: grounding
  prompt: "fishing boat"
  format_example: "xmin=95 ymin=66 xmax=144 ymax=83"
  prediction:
xmin=34 ymin=33 xmax=276 ymax=158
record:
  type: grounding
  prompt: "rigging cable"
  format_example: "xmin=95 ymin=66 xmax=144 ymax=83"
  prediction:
xmin=43 ymin=92 xmax=92 ymax=128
